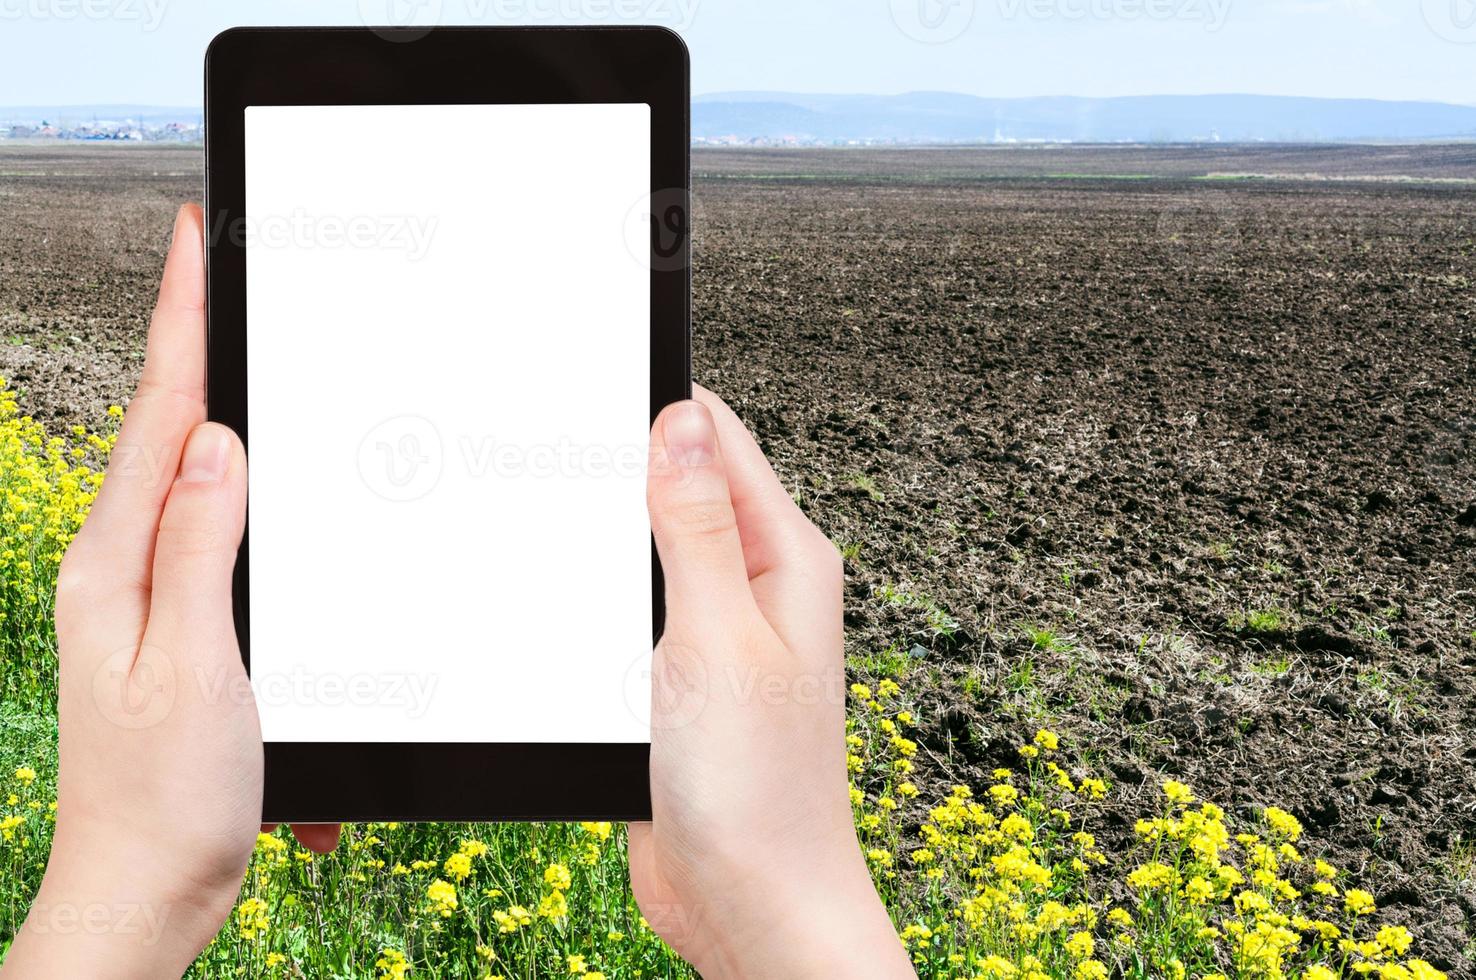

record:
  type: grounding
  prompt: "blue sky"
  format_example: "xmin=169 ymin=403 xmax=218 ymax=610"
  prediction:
xmin=0 ymin=0 xmax=1473 ymax=106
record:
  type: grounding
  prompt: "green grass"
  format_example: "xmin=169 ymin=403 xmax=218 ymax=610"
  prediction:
xmin=846 ymin=472 xmax=885 ymax=502
xmin=1027 ymin=628 xmax=1071 ymax=654
xmin=1250 ymin=656 xmax=1292 ymax=678
xmin=876 ymin=584 xmax=961 ymax=643
xmin=1229 ymin=608 xmax=1288 ymax=634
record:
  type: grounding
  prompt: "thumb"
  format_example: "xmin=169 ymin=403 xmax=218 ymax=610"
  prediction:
xmin=146 ymin=422 xmax=248 ymax=662
xmin=648 ymin=401 xmax=755 ymax=622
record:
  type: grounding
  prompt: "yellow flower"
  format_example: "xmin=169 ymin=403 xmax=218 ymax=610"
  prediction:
xmin=1375 ymin=925 xmax=1413 ymax=956
xmin=1000 ymin=813 xmax=1033 ymax=841
xmin=543 ymin=863 xmax=572 ymax=892
xmin=538 ymin=890 xmax=569 ymax=919
xmin=1264 ymin=806 xmax=1304 ymax=841
xmin=12 ymin=767 xmax=36 ymax=785
xmin=1075 ymin=961 xmax=1108 ymax=980
xmin=492 ymin=906 xmax=533 ymax=933
xmin=375 ymin=949 xmax=410 ymax=979
xmin=1064 ymin=931 xmax=1093 ymax=959
xmin=1161 ymin=779 xmax=1194 ymax=805
xmin=1126 ymin=862 xmax=1175 ymax=890
xmin=567 ymin=953 xmax=588 ymax=973
xmin=579 ymin=821 xmax=613 ymax=841
xmin=1077 ymin=777 xmax=1107 ymax=799
xmin=1033 ymin=729 xmax=1059 ymax=751
xmin=975 ymin=954 xmax=1017 ymax=978
xmin=236 ymin=898 xmax=269 ymax=940
xmin=1183 ymin=875 xmax=1215 ymax=904
xmin=1345 ymin=889 xmax=1377 ymax=915
xmin=989 ymin=784 xmax=1020 ymax=807
xmin=1310 ymin=920 xmax=1342 ymax=940
xmin=443 ymin=852 xmax=473 ymax=882
xmin=426 ymin=879 xmax=458 ymax=917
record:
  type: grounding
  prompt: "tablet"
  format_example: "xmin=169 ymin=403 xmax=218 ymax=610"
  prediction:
xmin=204 ymin=27 xmax=690 ymax=822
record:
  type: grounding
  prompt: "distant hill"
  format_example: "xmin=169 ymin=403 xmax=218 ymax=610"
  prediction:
xmin=693 ymin=93 xmax=1476 ymax=144
xmin=0 ymin=105 xmax=201 ymax=126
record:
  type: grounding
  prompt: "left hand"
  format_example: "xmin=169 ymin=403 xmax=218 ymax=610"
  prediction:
xmin=2 ymin=205 xmax=337 ymax=979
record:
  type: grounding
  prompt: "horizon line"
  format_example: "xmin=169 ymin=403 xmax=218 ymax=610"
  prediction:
xmin=4 ymin=91 xmax=1476 ymax=111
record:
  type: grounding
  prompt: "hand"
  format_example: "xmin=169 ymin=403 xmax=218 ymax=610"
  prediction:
xmin=629 ymin=390 xmax=914 ymax=978
xmin=2 ymin=205 xmax=336 ymax=980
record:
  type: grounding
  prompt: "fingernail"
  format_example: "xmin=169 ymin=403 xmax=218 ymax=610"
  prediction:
xmin=662 ymin=402 xmax=715 ymax=470
xmin=170 ymin=205 xmax=188 ymax=248
xmin=178 ymin=426 xmax=230 ymax=485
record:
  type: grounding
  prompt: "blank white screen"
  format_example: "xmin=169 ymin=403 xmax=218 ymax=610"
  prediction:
xmin=244 ymin=104 xmax=652 ymax=743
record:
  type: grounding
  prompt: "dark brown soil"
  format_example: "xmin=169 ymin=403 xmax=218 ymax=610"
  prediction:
xmin=2 ymin=142 xmax=1473 ymax=972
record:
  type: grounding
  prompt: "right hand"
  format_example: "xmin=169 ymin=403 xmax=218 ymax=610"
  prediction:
xmin=628 ymin=387 xmax=914 ymax=979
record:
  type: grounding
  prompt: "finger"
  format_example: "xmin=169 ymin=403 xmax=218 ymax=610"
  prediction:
xmin=290 ymin=824 xmax=341 ymax=854
xmin=141 ymin=423 xmax=246 ymax=673
xmin=648 ymin=401 xmax=755 ymax=625
xmin=58 ymin=205 xmax=207 ymax=657
xmin=692 ymin=386 xmax=842 ymax=656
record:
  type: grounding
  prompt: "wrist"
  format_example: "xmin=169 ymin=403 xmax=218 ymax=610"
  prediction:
xmin=682 ymin=834 xmax=912 ymax=979
xmin=3 ymin=837 xmax=237 ymax=978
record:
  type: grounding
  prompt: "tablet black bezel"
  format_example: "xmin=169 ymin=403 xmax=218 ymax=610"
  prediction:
xmin=204 ymin=26 xmax=689 ymax=823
